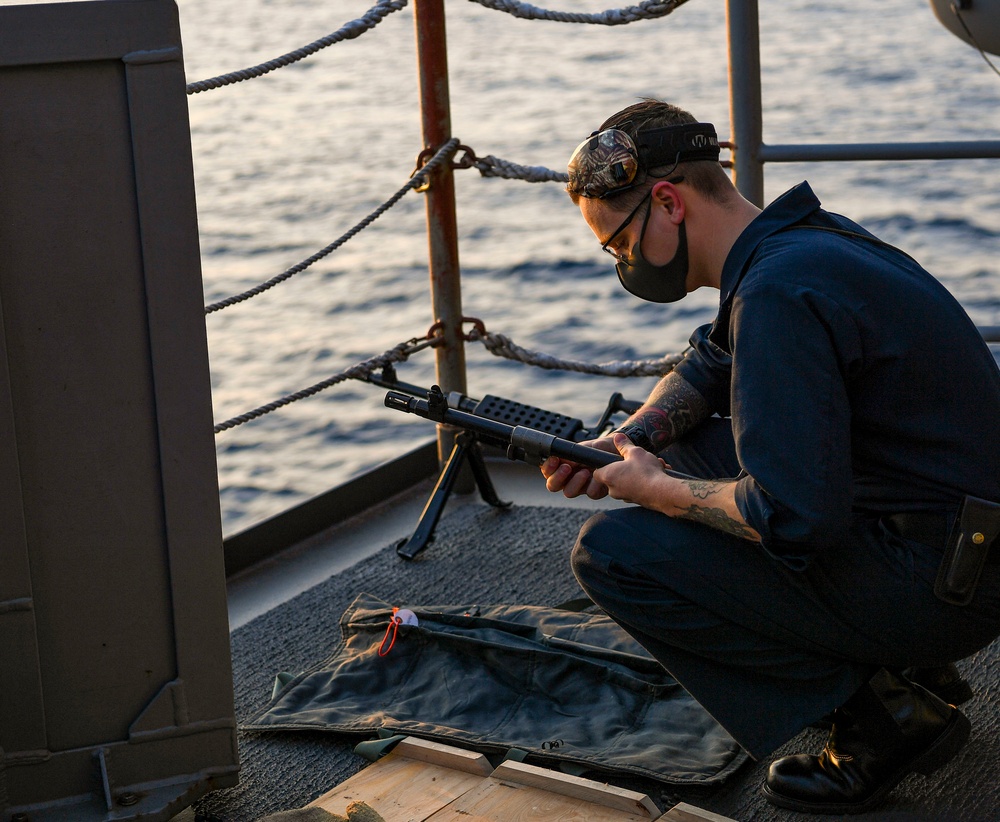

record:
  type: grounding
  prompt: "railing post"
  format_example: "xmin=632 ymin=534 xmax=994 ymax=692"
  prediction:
xmin=726 ymin=0 xmax=765 ymax=206
xmin=413 ymin=0 xmax=472 ymax=481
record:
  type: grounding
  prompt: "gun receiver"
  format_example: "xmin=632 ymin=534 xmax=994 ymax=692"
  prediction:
xmin=385 ymin=386 xmax=619 ymax=469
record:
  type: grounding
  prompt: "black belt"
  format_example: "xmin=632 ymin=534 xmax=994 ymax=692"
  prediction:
xmin=882 ymin=510 xmax=953 ymax=551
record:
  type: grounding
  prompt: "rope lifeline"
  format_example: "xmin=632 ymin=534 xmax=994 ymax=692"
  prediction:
xmin=213 ymin=336 xmax=440 ymax=433
xmin=186 ymin=0 xmax=409 ymax=94
xmin=204 ymin=138 xmax=460 ymax=314
xmin=470 ymin=328 xmax=683 ymax=377
xmin=474 ymin=155 xmax=568 ymax=183
xmin=186 ymin=0 xmax=690 ymax=97
xmin=467 ymin=0 xmax=689 ymax=25
xmin=213 ymin=323 xmax=683 ymax=433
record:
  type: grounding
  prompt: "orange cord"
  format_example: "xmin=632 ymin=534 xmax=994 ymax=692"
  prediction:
xmin=377 ymin=607 xmax=402 ymax=657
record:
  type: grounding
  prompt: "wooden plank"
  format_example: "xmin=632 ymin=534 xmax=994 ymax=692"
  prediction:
xmin=309 ymin=753 xmax=483 ymax=822
xmin=426 ymin=778 xmax=655 ymax=822
xmin=392 ymin=736 xmax=494 ymax=776
xmin=489 ymin=760 xmax=660 ymax=819
xmin=308 ymin=738 xmax=670 ymax=822
xmin=659 ymin=802 xmax=738 ymax=822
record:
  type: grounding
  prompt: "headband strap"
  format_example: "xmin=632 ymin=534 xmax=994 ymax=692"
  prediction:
xmin=635 ymin=123 xmax=720 ymax=167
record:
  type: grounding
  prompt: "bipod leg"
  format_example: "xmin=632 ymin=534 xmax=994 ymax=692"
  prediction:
xmin=396 ymin=432 xmax=475 ymax=560
xmin=464 ymin=433 xmax=512 ymax=510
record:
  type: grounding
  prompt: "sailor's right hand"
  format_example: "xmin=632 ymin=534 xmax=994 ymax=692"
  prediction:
xmin=540 ymin=437 xmax=615 ymax=500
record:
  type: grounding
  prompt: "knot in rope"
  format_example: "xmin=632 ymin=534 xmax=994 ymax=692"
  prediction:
xmin=469 ymin=329 xmax=683 ymax=377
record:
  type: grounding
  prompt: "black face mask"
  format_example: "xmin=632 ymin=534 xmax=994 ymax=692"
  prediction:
xmin=615 ymin=199 xmax=689 ymax=303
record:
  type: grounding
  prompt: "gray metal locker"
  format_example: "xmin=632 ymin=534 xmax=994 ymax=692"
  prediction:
xmin=0 ymin=1 xmax=240 ymax=818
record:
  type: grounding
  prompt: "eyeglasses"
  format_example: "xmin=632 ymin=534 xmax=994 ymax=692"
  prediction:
xmin=566 ymin=122 xmax=719 ymax=200
xmin=600 ymin=176 xmax=684 ymax=263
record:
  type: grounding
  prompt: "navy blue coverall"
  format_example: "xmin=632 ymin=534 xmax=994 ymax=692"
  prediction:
xmin=571 ymin=182 xmax=1000 ymax=759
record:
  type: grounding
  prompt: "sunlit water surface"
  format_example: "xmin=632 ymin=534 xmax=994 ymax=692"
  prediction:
xmin=159 ymin=0 xmax=1000 ymax=532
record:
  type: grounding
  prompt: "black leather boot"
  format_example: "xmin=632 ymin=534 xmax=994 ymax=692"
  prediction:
xmin=763 ymin=668 xmax=971 ymax=814
xmin=905 ymin=662 xmax=974 ymax=706
xmin=810 ymin=661 xmax=972 ymax=730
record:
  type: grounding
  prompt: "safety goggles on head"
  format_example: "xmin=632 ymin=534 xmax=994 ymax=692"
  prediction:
xmin=566 ymin=122 xmax=719 ymax=199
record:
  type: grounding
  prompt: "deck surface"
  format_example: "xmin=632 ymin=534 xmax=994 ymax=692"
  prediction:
xmin=197 ymin=460 xmax=1000 ymax=822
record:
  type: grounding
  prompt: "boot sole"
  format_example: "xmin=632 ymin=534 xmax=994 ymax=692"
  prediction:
xmin=763 ymin=709 xmax=972 ymax=815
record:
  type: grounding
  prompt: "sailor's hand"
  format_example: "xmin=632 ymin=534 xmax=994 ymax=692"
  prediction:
xmin=540 ymin=437 xmax=615 ymax=500
xmin=593 ymin=434 xmax=673 ymax=508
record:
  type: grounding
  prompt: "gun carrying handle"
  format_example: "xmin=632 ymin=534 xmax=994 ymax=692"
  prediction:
xmin=591 ymin=392 xmax=644 ymax=437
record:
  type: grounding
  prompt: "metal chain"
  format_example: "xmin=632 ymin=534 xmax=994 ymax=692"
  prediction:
xmin=213 ymin=336 xmax=440 ymax=433
xmin=468 ymin=328 xmax=684 ymax=377
xmin=467 ymin=0 xmax=688 ymax=25
xmin=204 ymin=138 xmax=460 ymax=314
xmin=186 ymin=0 xmax=409 ymax=95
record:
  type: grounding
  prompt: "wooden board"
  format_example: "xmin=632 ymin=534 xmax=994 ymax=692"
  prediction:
xmin=391 ymin=736 xmax=494 ymax=776
xmin=659 ymin=802 xmax=737 ymax=822
xmin=307 ymin=736 xmax=732 ymax=822
xmin=425 ymin=778 xmax=656 ymax=822
xmin=309 ymin=738 xmax=489 ymax=822
xmin=488 ymin=760 xmax=660 ymax=818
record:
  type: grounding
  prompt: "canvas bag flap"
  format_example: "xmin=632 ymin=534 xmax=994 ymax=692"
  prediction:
xmin=245 ymin=593 xmax=747 ymax=786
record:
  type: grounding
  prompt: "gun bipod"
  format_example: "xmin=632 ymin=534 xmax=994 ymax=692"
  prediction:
xmin=385 ymin=384 xmax=646 ymax=560
xmin=395 ymin=430 xmax=511 ymax=560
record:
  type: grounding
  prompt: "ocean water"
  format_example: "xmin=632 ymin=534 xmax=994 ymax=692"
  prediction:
xmin=164 ymin=0 xmax=1000 ymax=534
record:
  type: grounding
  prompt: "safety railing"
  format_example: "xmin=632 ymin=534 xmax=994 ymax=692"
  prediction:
xmin=190 ymin=0 xmax=698 ymax=443
xmin=196 ymin=0 xmax=1000 ymax=440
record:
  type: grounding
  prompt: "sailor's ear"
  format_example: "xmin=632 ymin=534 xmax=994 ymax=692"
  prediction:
xmin=650 ymin=180 xmax=685 ymax=223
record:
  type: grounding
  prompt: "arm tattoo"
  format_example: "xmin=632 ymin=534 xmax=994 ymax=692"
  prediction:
xmin=631 ymin=374 xmax=710 ymax=452
xmin=677 ymin=504 xmax=760 ymax=541
xmin=685 ymin=479 xmax=728 ymax=500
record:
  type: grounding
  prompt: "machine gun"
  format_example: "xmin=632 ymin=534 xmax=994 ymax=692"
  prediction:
xmin=378 ymin=376 xmax=692 ymax=559
xmin=386 ymin=385 xmax=631 ymax=470
xmin=376 ymin=375 xmax=637 ymax=559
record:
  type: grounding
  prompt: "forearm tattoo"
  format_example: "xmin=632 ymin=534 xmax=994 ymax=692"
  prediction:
xmin=631 ymin=374 xmax=710 ymax=452
xmin=677 ymin=503 xmax=759 ymax=541
xmin=685 ymin=479 xmax=728 ymax=500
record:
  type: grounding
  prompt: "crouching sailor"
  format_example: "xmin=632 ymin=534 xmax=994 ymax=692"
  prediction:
xmin=543 ymin=98 xmax=1000 ymax=814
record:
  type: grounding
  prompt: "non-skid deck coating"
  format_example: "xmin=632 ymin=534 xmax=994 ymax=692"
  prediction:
xmin=196 ymin=502 xmax=1000 ymax=822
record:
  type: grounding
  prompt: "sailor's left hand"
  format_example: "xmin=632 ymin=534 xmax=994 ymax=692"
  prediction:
xmin=593 ymin=433 xmax=674 ymax=508
xmin=540 ymin=435 xmax=620 ymax=500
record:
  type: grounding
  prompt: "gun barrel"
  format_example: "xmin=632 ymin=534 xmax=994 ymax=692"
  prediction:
xmin=383 ymin=391 xmax=418 ymax=413
xmin=510 ymin=425 xmax=620 ymax=469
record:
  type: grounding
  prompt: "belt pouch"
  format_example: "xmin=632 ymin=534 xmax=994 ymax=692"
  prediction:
xmin=934 ymin=495 xmax=1000 ymax=606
